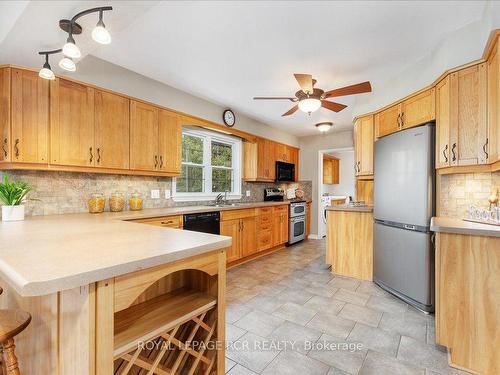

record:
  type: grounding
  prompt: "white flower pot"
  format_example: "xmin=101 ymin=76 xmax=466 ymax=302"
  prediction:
xmin=1 ymin=205 xmax=25 ymax=222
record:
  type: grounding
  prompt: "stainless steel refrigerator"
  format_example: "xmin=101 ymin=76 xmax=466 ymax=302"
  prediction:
xmin=374 ymin=123 xmax=435 ymax=313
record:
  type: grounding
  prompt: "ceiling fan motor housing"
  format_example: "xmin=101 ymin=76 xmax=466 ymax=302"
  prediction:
xmin=295 ymin=88 xmax=324 ymax=101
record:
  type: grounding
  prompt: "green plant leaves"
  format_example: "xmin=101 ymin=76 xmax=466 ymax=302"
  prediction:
xmin=0 ymin=173 xmax=32 ymax=206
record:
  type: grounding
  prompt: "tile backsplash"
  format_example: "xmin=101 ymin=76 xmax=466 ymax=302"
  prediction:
xmin=439 ymin=172 xmax=500 ymax=218
xmin=1 ymin=170 xmax=311 ymax=216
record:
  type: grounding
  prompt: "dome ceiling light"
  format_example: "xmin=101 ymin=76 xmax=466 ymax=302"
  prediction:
xmin=315 ymin=122 xmax=333 ymax=133
xmin=38 ymin=6 xmax=113 ymax=79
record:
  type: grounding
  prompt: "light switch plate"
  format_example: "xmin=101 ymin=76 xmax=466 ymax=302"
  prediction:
xmin=164 ymin=189 xmax=171 ymax=199
xmin=151 ymin=189 xmax=160 ymax=199
xmin=246 ymin=190 xmax=251 ymax=197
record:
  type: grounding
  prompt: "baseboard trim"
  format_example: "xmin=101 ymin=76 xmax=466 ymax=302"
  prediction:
xmin=227 ymin=244 xmax=286 ymax=269
xmin=307 ymin=234 xmax=321 ymax=240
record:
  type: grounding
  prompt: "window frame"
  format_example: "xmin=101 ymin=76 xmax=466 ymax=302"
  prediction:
xmin=172 ymin=128 xmax=242 ymax=201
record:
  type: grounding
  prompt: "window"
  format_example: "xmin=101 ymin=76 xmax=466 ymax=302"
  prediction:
xmin=173 ymin=129 xmax=242 ymax=200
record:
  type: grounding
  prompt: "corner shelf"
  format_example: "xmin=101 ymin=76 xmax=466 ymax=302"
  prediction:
xmin=114 ymin=288 xmax=216 ymax=358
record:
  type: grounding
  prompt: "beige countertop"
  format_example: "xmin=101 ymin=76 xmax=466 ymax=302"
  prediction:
xmin=0 ymin=201 xmax=294 ymax=297
xmin=431 ymin=217 xmax=500 ymax=238
xmin=326 ymin=205 xmax=374 ymax=213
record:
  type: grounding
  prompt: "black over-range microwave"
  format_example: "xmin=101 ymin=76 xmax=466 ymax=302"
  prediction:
xmin=275 ymin=161 xmax=295 ymax=182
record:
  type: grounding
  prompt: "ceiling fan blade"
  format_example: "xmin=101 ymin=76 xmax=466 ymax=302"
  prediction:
xmin=324 ymin=81 xmax=372 ymax=98
xmin=294 ymin=73 xmax=314 ymax=95
xmin=253 ymin=96 xmax=297 ymax=102
xmin=321 ymin=100 xmax=347 ymax=112
xmin=282 ymin=105 xmax=299 ymax=116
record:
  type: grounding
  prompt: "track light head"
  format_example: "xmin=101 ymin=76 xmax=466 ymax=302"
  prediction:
xmin=92 ymin=11 xmax=111 ymax=45
xmin=63 ymin=34 xmax=81 ymax=59
xmin=59 ymin=57 xmax=76 ymax=72
xmin=38 ymin=54 xmax=55 ymax=80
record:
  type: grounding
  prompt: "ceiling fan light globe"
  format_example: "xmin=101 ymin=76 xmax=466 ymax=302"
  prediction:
xmin=59 ymin=57 xmax=76 ymax=72
xmin=63 ymin=41 xmax=81 ymax=59
xmin=92 ymin=25 xmax=111 ymax=45
xmin=39 ymin=67 xmax=55 ymax=80
xmin=298 ymin=98 xmax=321 ymax=113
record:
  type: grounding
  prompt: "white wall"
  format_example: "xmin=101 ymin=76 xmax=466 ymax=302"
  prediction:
xmin=299 ymin=130 xmax=354 ymax=236
xmin=71 ymin=55 xmax=299 ymax=147
xmin=322 ymin=150 xmax=355 ymax=199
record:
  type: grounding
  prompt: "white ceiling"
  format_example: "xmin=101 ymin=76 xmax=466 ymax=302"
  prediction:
xmin=0 ymin=1 xmax=487 ymax=136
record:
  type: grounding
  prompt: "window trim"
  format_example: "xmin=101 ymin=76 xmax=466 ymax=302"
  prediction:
xmin=172 ymin=128 xmax=242 ymax=201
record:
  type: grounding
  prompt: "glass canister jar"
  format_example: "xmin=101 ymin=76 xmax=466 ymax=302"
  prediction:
xmin=109 ymin=192 xmax=125 ymax=212
xmin=129 ymin=192 xmax=143 ymax=211
xmin=88 ymin=193 xmax=105 ymax=214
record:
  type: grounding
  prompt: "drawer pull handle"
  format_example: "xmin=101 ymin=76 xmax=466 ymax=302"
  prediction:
xmin=2 ymin=138 xmax=7 ymax=158
xmin=451 ymin=143 xmax=457 ymax=162
xmin=89 ymin=147 xmax=93 ymax=163
xmin=97 ymin=148 xmax=101 ymax=163
xmin=161 ymin=220 xmax=174 ymax=225
xmin=159 ymin=155 xmax=163 ymax=168
xmin=14 ymin=139 xmax=19 ymax=158
xmin=483 ymin=138 xmax=488 ymax=159
xmin=154 ymin=155 xmax=158 ymax=168
xmin=443 ymin=144 xmax=448 ymax=163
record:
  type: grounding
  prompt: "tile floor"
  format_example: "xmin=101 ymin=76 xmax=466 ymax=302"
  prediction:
xmin=224 ymin=239 xmax=470 ymax=375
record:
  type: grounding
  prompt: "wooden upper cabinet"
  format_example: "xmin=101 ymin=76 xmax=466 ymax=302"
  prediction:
xmin=0 ymin=68 xmax=10 ymax=163
xmin=450 ymin=63 xmax=487 ymax=166
xmin=435 ymin=76 xmax=451 ymax=168
xmin=375 ymin=103 xmax=401 ymax=138
xmin=487 ymin=38 xmax=499 ymax=163
xmin=401 ymin=88 xmax=435 ymax=129
xmin=130 ymin=101 xmax=159 ymax=172
xmin=257 ymin=138 xmax=275 ymax=181
xmin=50 ymin=78 xmax=95 ymax=167
xmin=158 ymin=110 xmax=181 ymax=174
xmin=354 ymin=115 xmax=374 ymax=176
xmin=323 ymin=156 xmax=339 ymax=184
xmin=10 ymin=69 xmax=49 ymax=164
xmin=94 ymin=90 xmax=130 ymax=169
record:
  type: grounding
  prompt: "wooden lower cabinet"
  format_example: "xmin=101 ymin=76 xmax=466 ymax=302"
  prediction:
xmin=273 ymin=207 xmax=289 ymax=247
xmin=241 ymin=216 xmax=258 ymax=257
xmin=220 ymin=219 xmax=241 ymax=263
xmin=435 ymin=232 xmax=499 ymax=375
xmin=326 ymin=209 xmax=373 ymax=281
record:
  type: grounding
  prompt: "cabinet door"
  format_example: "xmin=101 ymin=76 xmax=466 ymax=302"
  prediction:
xmin=266 ymin=140 xmax=276 ymax=180
xmin=241 ymin=217 xmax=257 ymax=257
xmin=275 ymin=143 xmax=286 ymax=162
xmin=290 ymin=147 xmax=299 ymax=181
xmin=130 ymin=101 xmax=159 ymax=171
xmin=273 ymin=212 xmax=288 ymax=245
xmin=332 ymin=158 xmax=340 ymax=184
xmin=375 ymin=104 xmax=401 ymax=138
xmin=401 ymin=88 xmax=435 ymax=129
xmin=220 ymin=219 xmax=241 ymax=263
xmin=487 ymin=40 xmax=499 ymax=163
xmin=94 ymin=90 xmax=130 ymax=169
xmin=257 ymin=138 xmax=274 ymax=180
xmin=0 ymin=68 xmax=10 ymax=162
xmin=158 ymin=110 xmax=181 ymax=174
xmin=354 ymin=118 xmax=362 ymax=176
xmin=11 ymin=68 xmax=49 ymax=164
xmin=323 ymin=158 xmax=333 ymax=184
xmin=50 ymin=78 xmax=95 ymax=166
xmin=435 ymin=76 xmax=451 ymax=168
xmin=280 ymin=212 xmax=289 ymax=243
xmin=359 ymin=115 xmax=374 ymax=175
xmin=449 ymin=64 xmax=488 ymax=166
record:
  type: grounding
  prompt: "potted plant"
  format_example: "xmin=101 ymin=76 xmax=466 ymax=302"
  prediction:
xmin=0 ymin=174 xmax=32 ymax=222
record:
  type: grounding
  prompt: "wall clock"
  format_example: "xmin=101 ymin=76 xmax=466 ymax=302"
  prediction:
xmin=223 ymin=109 xmax=236 ymax=127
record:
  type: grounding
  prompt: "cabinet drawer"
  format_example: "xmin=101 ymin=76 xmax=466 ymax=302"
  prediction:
xmin=131 ymin=215 xmax=183 ymax=229
xmin=259 ymin=220 xmax=272 ymax=231
xmin=258 ymin=207 xmax=273 ymax=215
xmin=258 ymin=230 xmax=272 ymax=251
xmin=273 ymin=205 xmax=288 ymax=213
xmin=221 ymin=208 xmax=257 ymax=221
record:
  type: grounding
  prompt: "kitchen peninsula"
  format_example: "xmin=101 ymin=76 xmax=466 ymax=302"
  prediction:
xmin=0 ymin=210 xmax=232 ymax=374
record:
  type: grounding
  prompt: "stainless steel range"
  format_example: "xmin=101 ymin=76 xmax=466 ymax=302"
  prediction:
xmin=289 ymin=201 xmax=306 ymax=244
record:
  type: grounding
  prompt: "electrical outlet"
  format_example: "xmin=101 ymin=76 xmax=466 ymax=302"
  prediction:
xmin=164 ymin=189 xmax=171 ymax=199
xmin=151 ymin=189 xmax=160 ymax=199
xmin=246 ymin=190 xmax=251 ymax=197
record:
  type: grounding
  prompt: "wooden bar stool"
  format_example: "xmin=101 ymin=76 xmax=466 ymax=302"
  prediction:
xmin=0 ymin=310 xmax=31 ymax=375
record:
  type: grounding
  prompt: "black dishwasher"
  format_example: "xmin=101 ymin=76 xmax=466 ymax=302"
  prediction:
xmin=183 ymin=212 xmax=220 ymax=235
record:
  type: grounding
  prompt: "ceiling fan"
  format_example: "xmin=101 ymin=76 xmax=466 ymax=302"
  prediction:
xmin=253 ymin=74 xmax=372 ymax=116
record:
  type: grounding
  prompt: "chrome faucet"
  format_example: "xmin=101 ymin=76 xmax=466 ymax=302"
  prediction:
xmin=214 ymin=193 xmax=224 ymax=205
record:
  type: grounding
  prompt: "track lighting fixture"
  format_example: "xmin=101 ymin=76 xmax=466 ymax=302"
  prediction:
xmin=37 ymin=6 xmax=113 ymax=78
xmin=38 ymin=50 xmax=61 ymax=80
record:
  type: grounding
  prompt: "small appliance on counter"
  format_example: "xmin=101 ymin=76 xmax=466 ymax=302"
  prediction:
xmin=264 ymin=188 xmax=284 ymax=202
